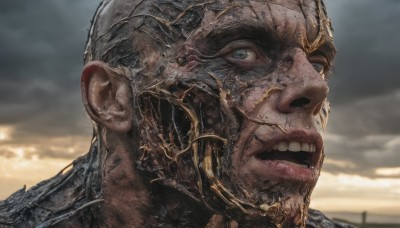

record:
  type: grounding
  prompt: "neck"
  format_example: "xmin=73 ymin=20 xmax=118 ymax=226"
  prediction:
xmin=99 ymin=131 xmax=213 ymax=227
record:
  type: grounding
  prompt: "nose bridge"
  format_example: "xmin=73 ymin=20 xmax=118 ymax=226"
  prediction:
xmin=276 ymin=50 xmax=328 ymax=115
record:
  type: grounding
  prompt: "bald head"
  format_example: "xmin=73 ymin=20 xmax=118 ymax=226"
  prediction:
xmin=84 ymin=0 xmax=333 ymax=66
xmin=84 ymin=0 xmax=204 ymax=66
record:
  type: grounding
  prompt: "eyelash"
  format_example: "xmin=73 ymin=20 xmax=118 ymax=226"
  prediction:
xmin=216 ymin=41 xmax=330 ymax=75
xmin=309 ymin=57 xmax=329 ymax=76
xmin=227 ymin=48 xmax=258 ymax=62
xmin=218 ymin=41 xmax=265 ymax=66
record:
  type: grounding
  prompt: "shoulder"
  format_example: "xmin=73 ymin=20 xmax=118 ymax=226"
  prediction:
xmin=307 ymin=208 xmax=357 ymax=228
xmin=0 ymin=144 xmax=102 ymax=228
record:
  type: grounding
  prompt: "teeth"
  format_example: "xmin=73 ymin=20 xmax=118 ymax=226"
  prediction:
xmin=272 ymin=141 xmax=317 ymax=153
xmin=288 ymin=142 xmax=301 ymax=152
xmin=277 ymin=142 xmax=288 ymax=151
xmin=301 ymin=143 xmax=310 ymax=152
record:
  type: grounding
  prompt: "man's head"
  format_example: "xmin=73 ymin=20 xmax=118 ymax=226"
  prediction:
xmin=80 ymin=0 xmax=335 ymax=226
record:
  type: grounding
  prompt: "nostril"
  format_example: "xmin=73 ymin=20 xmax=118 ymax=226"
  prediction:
xmin=290 ymin=97 xmax=310 ymax=108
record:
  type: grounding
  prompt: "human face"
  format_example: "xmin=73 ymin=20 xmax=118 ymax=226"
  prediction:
xmin=135 ymin=0 xmax=335 ymax=226
xmin=170 ymin=0 xmax=335 ymax=225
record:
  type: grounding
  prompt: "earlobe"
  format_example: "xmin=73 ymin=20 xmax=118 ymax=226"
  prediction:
xmin=81 ymin=61 xmax=132 ymax=133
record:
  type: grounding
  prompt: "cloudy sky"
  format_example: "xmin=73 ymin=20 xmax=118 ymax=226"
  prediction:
xmin=0 ymin=0 xmax=399 ymax=218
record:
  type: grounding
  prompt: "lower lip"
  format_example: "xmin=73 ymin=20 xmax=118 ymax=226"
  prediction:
xmin=250 ymin=157 xmax=318 ymax=183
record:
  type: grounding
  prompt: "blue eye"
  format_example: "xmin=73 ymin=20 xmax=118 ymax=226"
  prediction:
xmin=311 ymin=62 xmax=325 ymax=74
xmin=229 ymin=48 xmax=257 ymax=61
xmin=232 ymin=49 xmax=248 ymax=59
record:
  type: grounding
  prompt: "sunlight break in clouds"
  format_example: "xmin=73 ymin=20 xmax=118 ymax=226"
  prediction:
xmin=0 ymin=126 xmax=12 ymax=141
xmin=311 ymin=172 xmax=400 ymax=215
xmin=0 ymin=156 xmax=71 ymax=199
xmin=0 ymin=135 xmax=91 ymax=199
xmin=376 ymin=167 xmax=400 ymax=177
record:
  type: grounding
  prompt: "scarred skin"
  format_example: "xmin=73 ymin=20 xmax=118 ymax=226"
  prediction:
xmin=0 ymin=0 xmax=346 ymax=227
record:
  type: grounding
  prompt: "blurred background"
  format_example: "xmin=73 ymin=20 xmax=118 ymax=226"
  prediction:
xmin=0 ymin=0 xmax=399 ymax=225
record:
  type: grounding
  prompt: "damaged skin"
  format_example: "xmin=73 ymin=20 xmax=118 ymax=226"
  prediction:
xmin=0 ymin=0 xmax=337 ymax=228
xmin=84 ymin=0 xmax=335 ymax=227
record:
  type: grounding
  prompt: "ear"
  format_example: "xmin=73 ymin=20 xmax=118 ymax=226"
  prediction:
xmin=81 ymin=61 xmax=132 ymax=133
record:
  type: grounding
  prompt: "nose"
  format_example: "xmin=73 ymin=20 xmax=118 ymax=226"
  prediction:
xmin=276 ymin=51 xmax=328 ymax=115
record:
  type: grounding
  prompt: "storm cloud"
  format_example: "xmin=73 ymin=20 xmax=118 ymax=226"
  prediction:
xmin=326 ymin=0 xmax=400 ymax=105
xmin=323 ymin=0 xmax=400 ymax=177
xmin=0 ymin=0 xmax=100 ymax=140
xmin=0 ymin=0 xmax=399 ymax=177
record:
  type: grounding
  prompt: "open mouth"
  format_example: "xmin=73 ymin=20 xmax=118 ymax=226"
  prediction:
xmin=257 ymin=151 xmax=313 ymax=168
xmin=246 ymin=133 xmax=323 ymax=182
xmin=256 ymin=142 xmax=316 ymax=168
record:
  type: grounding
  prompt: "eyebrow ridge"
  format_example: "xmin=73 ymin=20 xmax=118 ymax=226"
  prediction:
xmin=205 ymin=21 xmax=277 ymax=41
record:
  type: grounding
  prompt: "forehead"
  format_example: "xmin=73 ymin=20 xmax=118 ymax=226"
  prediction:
xmin=183 ymin=0 xmax=336 ymax=58
xmin=98 ymin=0 xmax=327 ymax=42
xmin=192 ymin=0 xmax=331 ymax=52
xmin=87 ymin=0 xmax=334 ymax=66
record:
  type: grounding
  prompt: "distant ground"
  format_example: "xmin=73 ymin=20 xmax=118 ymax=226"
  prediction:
xmin=357 ymin=225 xmax=400 ymax=228
xmin=324 ymin=211 xmax=400 ymax=224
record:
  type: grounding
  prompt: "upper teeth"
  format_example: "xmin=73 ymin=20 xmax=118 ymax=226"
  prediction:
xmin=272 ymin=142 xmax=316 ymax=152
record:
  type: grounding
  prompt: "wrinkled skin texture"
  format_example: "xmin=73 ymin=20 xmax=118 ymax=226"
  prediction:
xmin=0 ymin=0 xmax=346 ymax=228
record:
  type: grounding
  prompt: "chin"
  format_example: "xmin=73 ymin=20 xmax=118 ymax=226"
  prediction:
xmin=232 ymin=175 xmax=317 ymax=226
xmin=216 ymin=127 xmax=325 ymax=226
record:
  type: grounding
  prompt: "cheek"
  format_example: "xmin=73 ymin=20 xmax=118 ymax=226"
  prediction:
xmin=236 ymin=84 xmax=283 ymax=124
xmin=318 ymin=100 xmax=330 ymax=131
xmin=240 ymin=87 xmax=268 ymax=111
